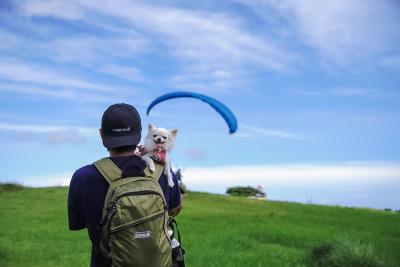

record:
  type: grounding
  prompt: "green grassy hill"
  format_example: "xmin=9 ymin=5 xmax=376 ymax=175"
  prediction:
xmin=1 ymin=186 xmax=399 ymax=267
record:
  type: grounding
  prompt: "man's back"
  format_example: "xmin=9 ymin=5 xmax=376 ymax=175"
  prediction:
xmin=68 ymin=155 xmax=181 ymax=267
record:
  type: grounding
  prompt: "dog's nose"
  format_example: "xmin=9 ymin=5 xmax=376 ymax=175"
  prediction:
xmin=156 ymin=137 xmax=162 ymax=143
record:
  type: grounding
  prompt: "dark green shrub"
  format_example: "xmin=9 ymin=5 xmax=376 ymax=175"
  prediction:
xmin=309 ymin=238 xmax=387 ymax=267
xmin=0 ymin=182 xmax=25 ymax=192
xmin=226 ymin=186 xmax=265 ymax=197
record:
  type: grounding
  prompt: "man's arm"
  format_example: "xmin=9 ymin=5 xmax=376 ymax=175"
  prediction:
xmin=67 ymin=171 xmax=86 ymax=230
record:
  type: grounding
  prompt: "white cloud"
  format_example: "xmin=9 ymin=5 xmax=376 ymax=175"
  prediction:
xmin=0 ymin=83 xmax=111 ymax=102
xmin=17 ymin=0 xmax=298 ymax=92
xmin=0 ymin=122 xmax=96 ymax=145
xmin=10 ymin=0 xmax=400 ymax=92
xmin=0 ymin=60 xmax=110 ymax=92
xmin=0 ymin=122 xmax=96 ymax=134
xmin=331 ymin=88 xmax=377 ymax=97
xmin=169 ymin=67 xmax=254 ymax=94
xmin=185 ymin=147 xmax=206 ymax=160
xmin=98 ymin=64 xmax=146 ymax=83
xmin=44 ymin=128 xmax=87 ymax=145
xmin=183 ymin=162 xmax=400 ymax=190
xmin=43 ymin=35 xmax=149 ymax=66
xmin=0 ymin=29 xmax=20 ymax=49
xmin=181 ymin=162 xmax=400 ymax=209
xmin=284 ymin=87 xmax=380 ymax=98
xmin=20 ymin=0 xmax=84 ymax=20
xmin=240 ymin=124 xmax=301 ymax=140
xmin=380 ymin=54 xmax=400 ymax=70
xmin=16 ymin=171 xmax=73 ymax=187
xmin=0 ymin=59 xmax=145 ymax=102
xmin=239 ymin=0 xmax=400 ymax=66
xmin=12 ymin=161 xmax=400 ymax=193
xmin=0 ymin=22 xmax=149 ymax=79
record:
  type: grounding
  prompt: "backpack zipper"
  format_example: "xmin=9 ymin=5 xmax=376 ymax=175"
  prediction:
xmin=116 ymin=190 xmax=166 ymax=207
xmin=110 ymin=210 xmax=165 ymax=233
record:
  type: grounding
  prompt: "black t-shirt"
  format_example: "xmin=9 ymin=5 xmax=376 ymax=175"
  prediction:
xmin=67 ymin=155 xmax=182 ymax=267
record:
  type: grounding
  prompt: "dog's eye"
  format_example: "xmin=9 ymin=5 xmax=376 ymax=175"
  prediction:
xmin=162 ymin=136 xmax=167 ymax=139
xmin=153 ymin=134 xmax=157 ymax=138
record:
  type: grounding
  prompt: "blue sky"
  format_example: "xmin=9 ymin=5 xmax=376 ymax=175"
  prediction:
xmin=1 ymin=0 xmax=400 ymax=209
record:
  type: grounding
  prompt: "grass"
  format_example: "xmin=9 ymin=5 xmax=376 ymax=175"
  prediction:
xmin=0 ymin=186 xmax=399 ymax=267
xmin=310 ymin=238 xmax=387 ymax=267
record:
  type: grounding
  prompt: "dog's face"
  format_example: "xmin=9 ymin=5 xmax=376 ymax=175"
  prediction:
xmin=144 ymin=123 xmax=177 ymax=152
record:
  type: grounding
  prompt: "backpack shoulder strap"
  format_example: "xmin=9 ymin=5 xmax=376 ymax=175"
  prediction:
xmin=144 ymin=163 xmax=165 ymax=181
xmin=94 ymin=157 xmax=122 ymax=184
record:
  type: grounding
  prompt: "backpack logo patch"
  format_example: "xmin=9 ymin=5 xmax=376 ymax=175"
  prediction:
xmin=133 ymin=231 xmax=151 ymax=239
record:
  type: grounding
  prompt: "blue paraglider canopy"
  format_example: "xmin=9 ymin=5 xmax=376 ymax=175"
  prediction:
xmin=147 ymin=91 xmax=238 ymax=134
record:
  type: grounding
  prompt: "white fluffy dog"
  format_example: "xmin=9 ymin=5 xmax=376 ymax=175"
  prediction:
xmin=141 ymin=123 xmax=177 ymax=188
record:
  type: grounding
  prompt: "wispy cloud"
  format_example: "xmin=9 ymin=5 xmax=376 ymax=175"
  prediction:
xmin=284 ymin=87 xmax=380 ymax=98
xmin=168 ymin=67 xmax=254 ymax=94
xmin=98 ymin=64 xmax=147 ymax=83
xmin=0 ymin=22 xmax=149 ymax=80
xmin=44 ymin=128 xmax=87 ymax=145
xmin=332 ymin=88 xmax=377 ymax=97
xmin=0 ymin=29 xmax=20 ymax=49
xmin=0 ymin=122 xmax=96 ymax=145
xmin=185 ymin=147 xmax=206 ymax=161
xmin=0 ymin=59 xmax=145 ymax=102
xmin=20 ymin=0 xmax=84 ymax=20
xmin=379 ymin=54 xmax=400 ymax=70
xmin=15 ymin=0 xmax=298 ymax=92
xmin=0 ymin=122 xmax=96 ymax=134
xmin=240 ymin=124 xmax=301 ymax=140
xmin=0 ymin=83 xmax=111 ymax=102
xmin=42 ymin=35 xmax=149 ymax=66
xmin=83 ymin=1 xmax=296 ymax=69
xmin=0 ymin=59 xmax=110 ymax=92
xmin=238 ymin=0 xmax=400 ymax=67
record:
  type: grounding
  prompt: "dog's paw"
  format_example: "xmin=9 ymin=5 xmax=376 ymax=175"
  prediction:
xmin=148 ymin=162 xmax=155 ymax=173
xmin=167 ymin=177 xmax=175 ymax=188
xmin=165 ymin=170 xmax=174 ymax=188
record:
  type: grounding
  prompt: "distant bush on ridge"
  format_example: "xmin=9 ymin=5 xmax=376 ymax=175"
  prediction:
xmin=226 ymin=186 xmax=265 ymax=198
xmin=0 ymin=182 xmax=25 ymax=192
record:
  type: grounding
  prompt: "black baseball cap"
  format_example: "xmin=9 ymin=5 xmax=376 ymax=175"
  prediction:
xmin=101 ymin=103 xmax=142 ymax=149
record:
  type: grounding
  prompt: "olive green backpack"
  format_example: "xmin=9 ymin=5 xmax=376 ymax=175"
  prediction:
xmin=94 ymin=158 xmax=172 ymax=267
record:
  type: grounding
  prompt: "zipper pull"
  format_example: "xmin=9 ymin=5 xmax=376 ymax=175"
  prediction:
xmin=109 ymin=234 xmax=115 ymax=246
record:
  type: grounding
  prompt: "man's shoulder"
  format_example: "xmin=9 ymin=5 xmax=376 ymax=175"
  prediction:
xmin=73 ymin=164 xmax=98 ymax=178
xmin=70 ymin=163 xmax=102 ymax=186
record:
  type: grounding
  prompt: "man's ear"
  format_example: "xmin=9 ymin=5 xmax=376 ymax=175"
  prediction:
xmin=148 ymin=123 xmax=156 ymax=131
xmin=99 ymin=128 xmax=103 ymax=137
xmin=169 ymin=129 xmax=178 ymax=137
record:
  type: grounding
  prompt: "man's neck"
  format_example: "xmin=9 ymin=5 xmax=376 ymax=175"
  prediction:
xmin=109 ymin=151 xmax=135 ymax=157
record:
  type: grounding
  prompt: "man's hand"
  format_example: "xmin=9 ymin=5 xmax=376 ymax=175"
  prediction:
xmin=168 ymin=203 xmax=182 ymax=217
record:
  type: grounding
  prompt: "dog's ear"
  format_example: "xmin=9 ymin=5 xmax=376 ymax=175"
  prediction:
xmin=169 ymin=129 xmax=178 ymax=137
xmin=148 ymin=123 xmax=156 ymax=131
